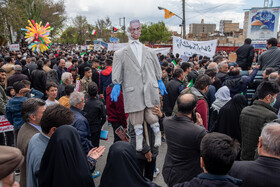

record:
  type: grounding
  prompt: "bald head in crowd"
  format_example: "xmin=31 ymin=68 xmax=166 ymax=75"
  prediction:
xmin=207 ymin=62 xmax=218 ymax=73
xmin=177 ymin=93 xmax=198 ymax=115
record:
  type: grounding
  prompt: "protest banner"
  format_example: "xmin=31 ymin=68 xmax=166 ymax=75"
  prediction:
xmin=173 ymin=36 xmax=217 ymax=58
xmin=0 ymin=115 xmax=13 ymax=133
xmin=153 ymin=47 xmax=171 ymax=55
xmin=9 ymin=44 xmax=20 ymax=51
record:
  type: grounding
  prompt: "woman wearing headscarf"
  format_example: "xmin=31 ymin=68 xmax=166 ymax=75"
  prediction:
xmin=100 ymin=141 xmax=160 ymax=187
xmin=208 ymin=86 xmax=231 ymax=131
xmin=38 ymin=125 xmax=95 ymax=187
xmin=213 ymin=94 xmax=247 ymax=144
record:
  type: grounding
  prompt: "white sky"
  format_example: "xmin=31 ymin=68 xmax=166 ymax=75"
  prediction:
xmin=61 ymin=0 xmax=273 ymax=33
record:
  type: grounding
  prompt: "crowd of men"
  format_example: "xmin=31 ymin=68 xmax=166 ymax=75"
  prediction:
xmin=0 ymin=37 xmax=280 ymax=187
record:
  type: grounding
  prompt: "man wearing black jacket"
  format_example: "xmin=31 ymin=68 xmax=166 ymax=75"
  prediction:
xmin=236 ymin=38 xmax=254 ymax=70
xmin=163 ymin=68 xmax=184 ymax=116
xmin=91 ymin=58 xmax=100 ymax=88
xmin=84 ymin=82 xmax=106 ymax=147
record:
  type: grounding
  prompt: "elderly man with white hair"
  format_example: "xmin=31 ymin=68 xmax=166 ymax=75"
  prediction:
xmin=216 ymin=61 xmax=229 ymax=83
xmin=69 ymin=91 xmax=93 ymax=154
xmin=229 ymin=122 xmax=280 ymax=187
xmin=57 ymin=72 xmax=73 ymax=100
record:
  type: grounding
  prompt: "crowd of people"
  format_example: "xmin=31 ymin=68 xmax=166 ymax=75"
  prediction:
xmin=0 ymin=36 xmax=279 ymax=187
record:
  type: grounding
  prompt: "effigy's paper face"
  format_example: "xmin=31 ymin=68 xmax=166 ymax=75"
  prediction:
xmin=130 ymin=22 xmax=141 ymax=40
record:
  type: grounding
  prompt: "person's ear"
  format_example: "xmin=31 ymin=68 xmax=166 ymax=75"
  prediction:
xmin=200 ymin=157 xmax=205 ymax=168
xmin=258 ymin=137 xmax=263 ymax=148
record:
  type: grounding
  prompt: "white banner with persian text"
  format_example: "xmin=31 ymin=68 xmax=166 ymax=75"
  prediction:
xmin=173 ymin=36 xmax=217 ymax=58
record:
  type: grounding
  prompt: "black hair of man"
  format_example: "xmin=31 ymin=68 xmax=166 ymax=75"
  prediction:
xmin=67 ymin=57 xmax=72 ymax=61
xmin=265 ymin=67 xmax=276 ymax=75
xmin=106 ymin=59 xmax=112 ymax=66
xmin=166 ymin=67 xmax=172 ymax=74
xmin=160 ymin=55 xmax=165 ymax=61
xmin=21 ymin=80 xmax=31 ymax=86
xmin=64 ymin=84 xmax=75 ymax=96
xmin=21 ymin=98 xmax=46 ymax=123
xmin=72 ymin=59 xmax=78 ymax=64
xmin=199 ymin=59 xmax=208 ymax=67
xmin=200 ymin=132 xmax=239 ymax=175
xmin=213 ymin=56 xmax=223 ymax=63
xmin=161 ymin=66 xmax=166 ymax=71
xmin=257 ymin=81 xmax=279 ymax=99
xmin=192 ymin=54 xmax=197 ymax=58
xmin=267 ymin=38 xmax=278 ymax=46
xmin=84 ymin=67 xmax=91 ymax=72
xmin=13 ymin=81 xmax=26 ymax=94
xmin=229 ymin=68 xmax=240 ymax=76
xmin=93 ymin=58 xmax=100 ymax=64
xmin=36 ymin=60 xmax=44 ymax=69
xmin=5 ymin=57 xmax=12 ymax=63
xmin=173 ymin=68 xmax=184 ymax=79
xmin=40 ymin=104 xmax=74 ymax=134
xmin=176 ymin=53 xmax=180 ymax=58
xmin=83 ymin=56 xmax=89 ymax=62
xmin=194 ymin=74 xmax=211 ymax=90
xmin=88 ymin=82 xmax=98 ymax=97
xmin=44 ymin=59 xmax=50 ymax=65
xmin=181 ymin=62 xmax=192 ymax=72
xmin=244 ymin=38 xmax=252 ymax=44
xmin=204 ymin=69 xmax=216 ymax=79
xmin=0 ymin=58 xmax=3 ymax=63
xmin=21 ymin=60 xmax=27 ymax=66
xmin=162 ymin=62 xmax=168 ymax=68
xmin=177 ymin=93 xmax=198 ymax=114
xmin=46 ymin=82 xmax=57 ymax=91
xmin=0 ymin=68 xmax=6 ymax=73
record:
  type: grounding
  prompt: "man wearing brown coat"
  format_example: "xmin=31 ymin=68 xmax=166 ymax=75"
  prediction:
xmin=17 ymin=98 xmax=46 ymax=187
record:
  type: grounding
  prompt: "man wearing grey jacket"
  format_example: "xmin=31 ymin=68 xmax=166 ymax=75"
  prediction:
xmin=258 ymin=38 xmax=280 ymax=70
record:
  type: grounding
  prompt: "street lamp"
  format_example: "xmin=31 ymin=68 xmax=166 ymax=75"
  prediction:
xmin=157 ymin=5 xmax=186 ymax=39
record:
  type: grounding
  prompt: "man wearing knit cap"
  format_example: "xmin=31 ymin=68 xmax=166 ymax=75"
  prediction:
xmin=0 ymin=145 xmax=24 ymax=187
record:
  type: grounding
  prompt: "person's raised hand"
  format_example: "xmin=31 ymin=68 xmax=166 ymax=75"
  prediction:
xmin=152 ymin=105 xmax=163 ymax=118
xmin=88 ymin=146 xmax=105 ymax=160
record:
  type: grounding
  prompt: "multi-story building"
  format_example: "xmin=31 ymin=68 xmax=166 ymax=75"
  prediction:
xmin=189 ymin=19 xmax=216 ymax=36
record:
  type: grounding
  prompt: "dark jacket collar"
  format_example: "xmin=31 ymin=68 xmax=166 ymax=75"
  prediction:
xmin=268 ymin=46 xmax=278 ymax=50
xmin=70 ymin=106 xmax=85 ymax=116
xmin=256 ymin=155 xmax=280 ymax=166
xmin=197 ymin=173 xmax=242 ymax=185
xmin=253 ymin=100 xmax=277 ymax=113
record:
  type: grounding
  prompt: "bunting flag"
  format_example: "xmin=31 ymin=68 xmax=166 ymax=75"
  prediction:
xmin=112 ymin=27 xmax=118 ymax=32
xmin=172 ymin=59 xmax=178 ymax=66
xmin=186 ymin=79 xmax=194 ymax=88
xmin=91 ymin=29 xmax=97 ymax=35
xmin=164 ymin=9 xmax=176 ymax=19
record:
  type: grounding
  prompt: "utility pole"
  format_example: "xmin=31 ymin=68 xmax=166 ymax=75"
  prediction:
xmin=182 ymin=0 xmax=186 ymax=39
xmin=119 ymin=17 xmax=126 ymax=42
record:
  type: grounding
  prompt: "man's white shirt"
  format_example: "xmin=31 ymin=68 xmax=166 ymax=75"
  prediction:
xmin=129 ymin=40 xmax=142 ymax=67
